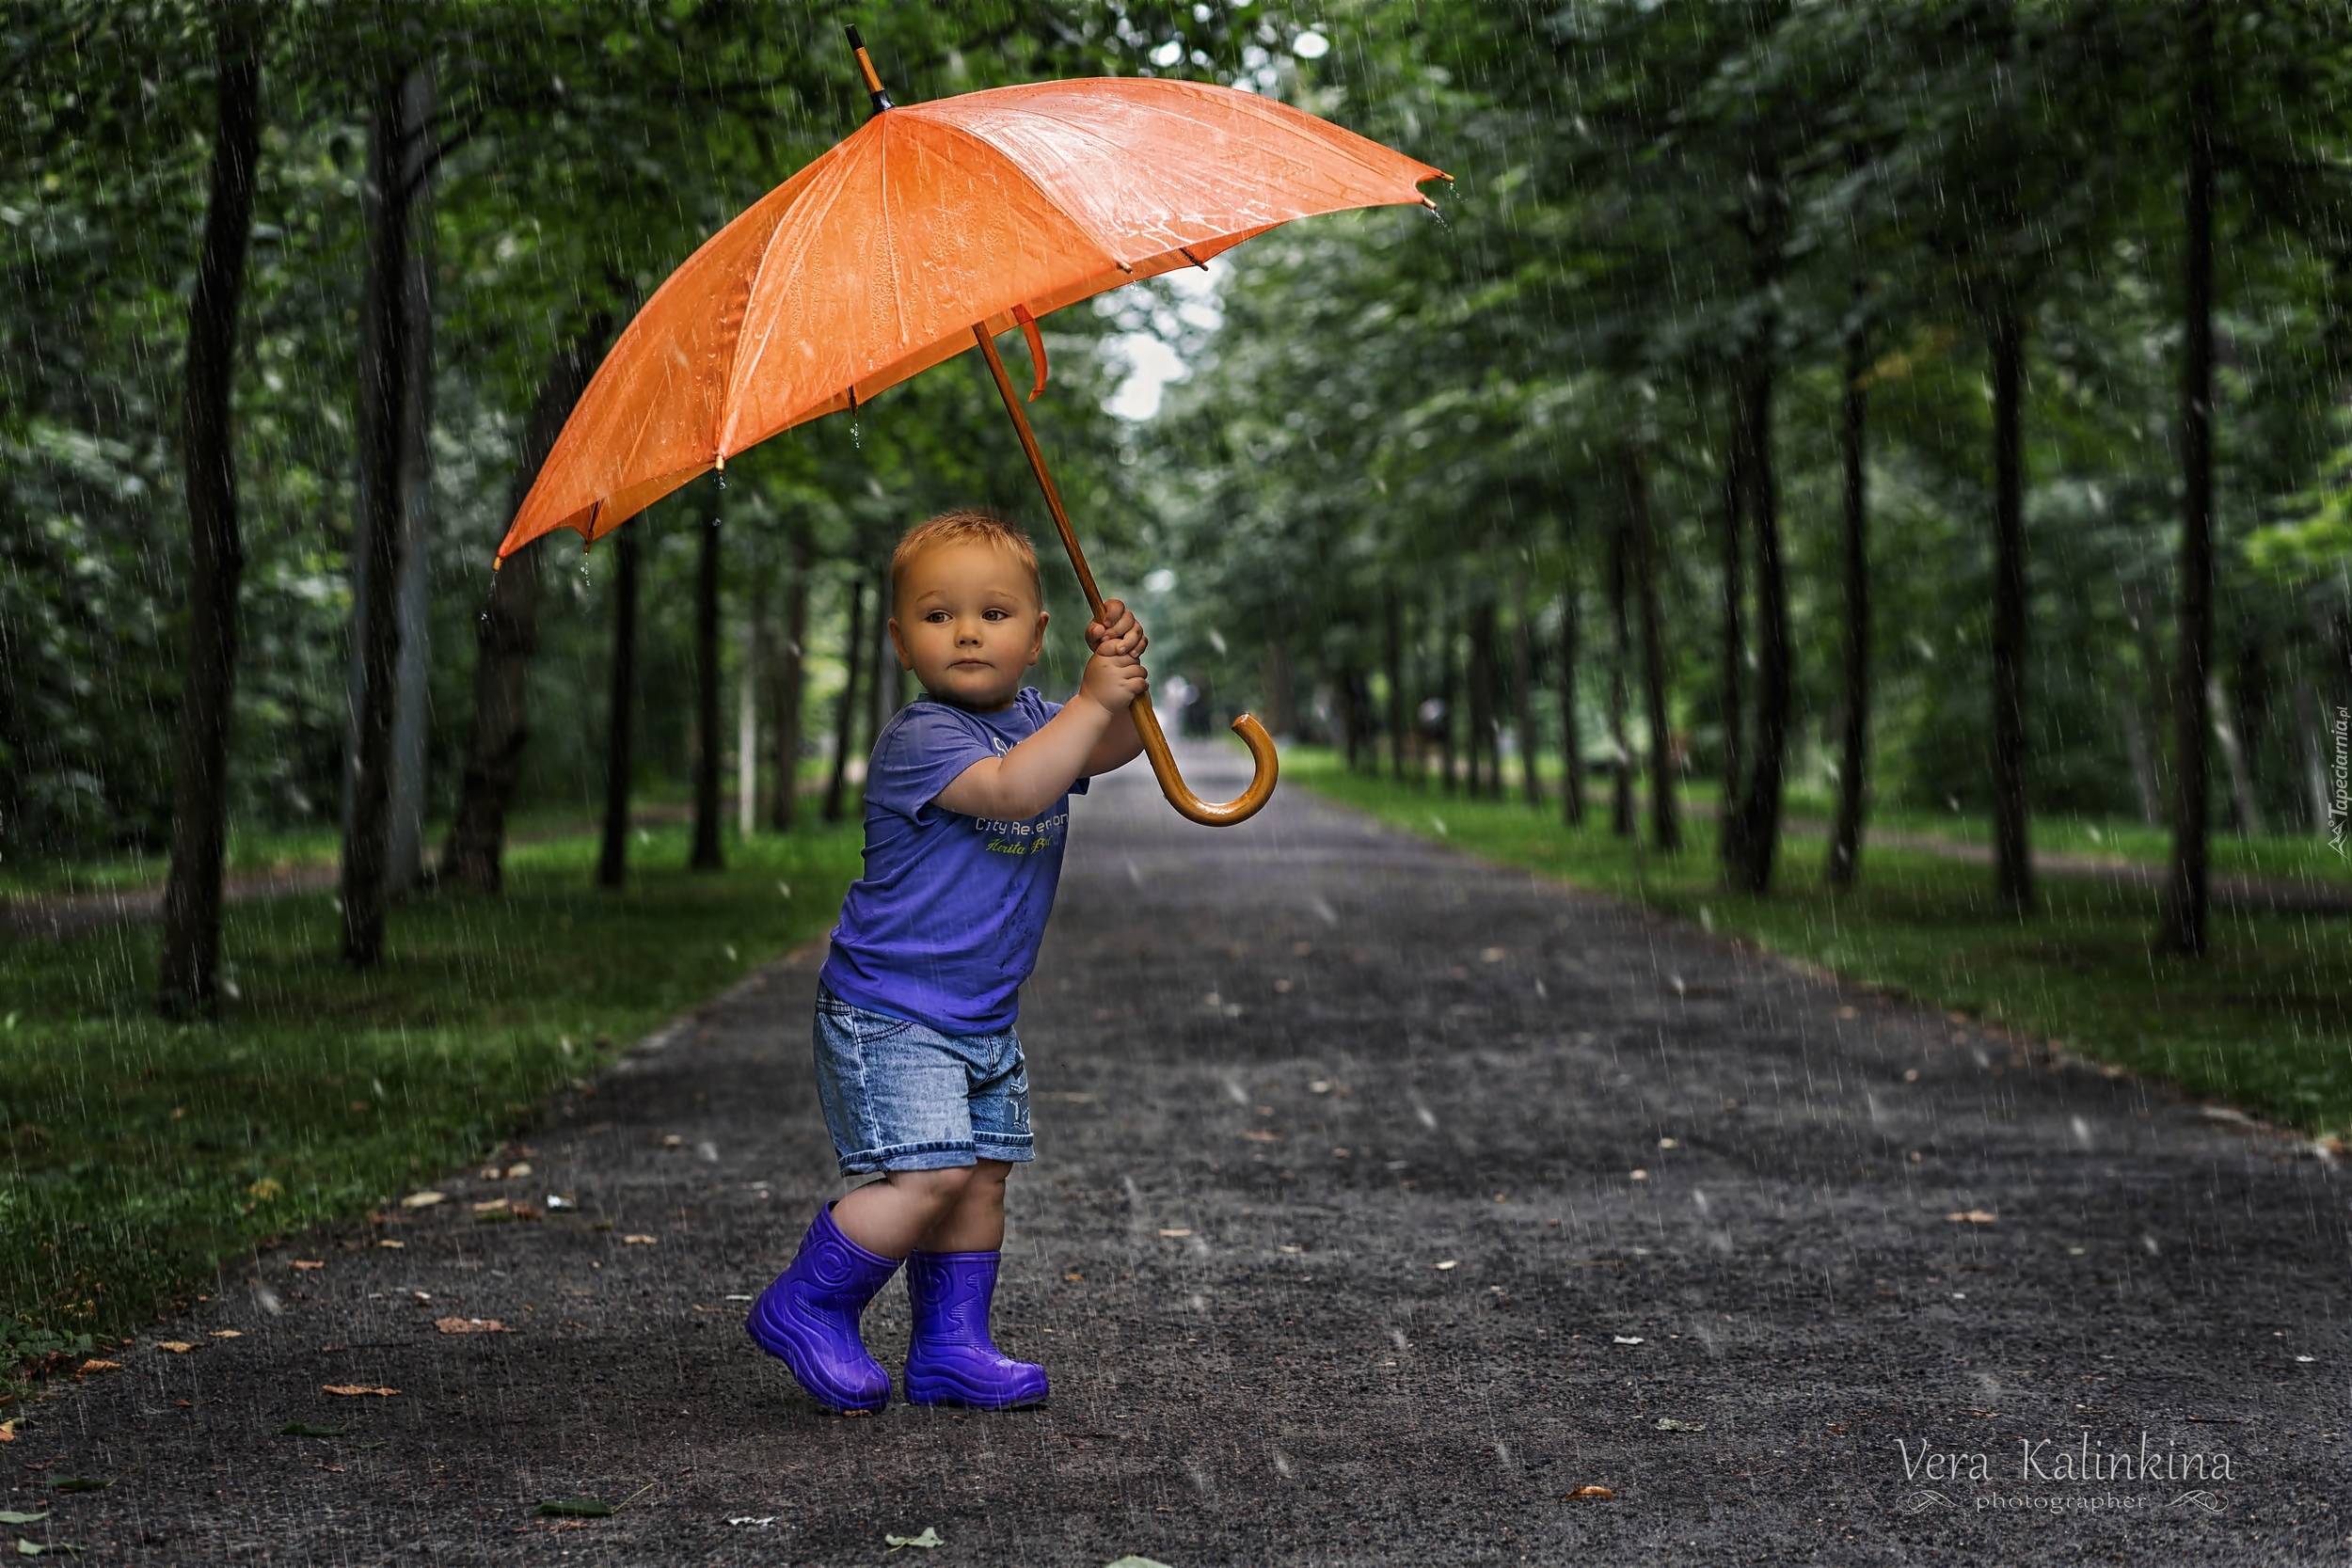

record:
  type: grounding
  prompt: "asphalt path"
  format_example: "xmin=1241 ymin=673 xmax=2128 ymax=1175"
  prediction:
xmin=9 ymin=744 xmax=2347 ymax=1564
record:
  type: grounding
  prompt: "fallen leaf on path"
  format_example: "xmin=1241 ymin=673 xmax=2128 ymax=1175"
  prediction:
xmin=0 ymin=1421 xmax=17 ymax=1443
xmin=321 ymin=1386 xmax=399 ymax=1397
xmin=725 ymin=1516 xmax=774 ymax=1528
xmin=1241 ymin=1130 xmax=1279 ymax=1143
xmin=74 ymin=1361 xmax=119 ymax=1374
xmin=622 ymin=1234 xmax=657 ymax=1244
xmin=399 ymin=1192 xmax=445 ymax=1209
xmin=535 ymin=1498 xmax=613 ymax=1518
xmin=246 ymin=1178 xmax=282 ymax=1201
xmin=1613 ymin=1335 xmax=1644 ymax=1345
xmin=0 ymin=1514 xmax=45 ymax=1527
xmin=43 ymin=1480 xmax=107 ymax=1494
xmin=471 ymin=1200 xmax=509 ymax=1214
xmin=1434 ymin=1259 xmax=1457 ymax=1271
xmin=155 ymin=1342 xmax=196 ymax=1354
xmin=1655 ymin=1418 xmax=1706 ymax=1433
xmin=1565 ymin=1485 xmax=1615 ymax=1500
xmin=1155 ymin=1228 xmax=1191 ymax=1239
xmin=277 ymin=1423 xmax=346 ymax=1436
xmin=434 ymin=1318 xmax=512 ymax=1335
xmin=289 ymin=1259 xmax=325 ymax=1270
xmin=1104 ymin=1559 xmax=1176 ymax=1568
xmin=1946 ymin=1212 xmax=1997 ymax=1224
xmin=504 ymin=1163 xmax=532 ymax=1178
xmin=884 ymin=1526 xmax=942 ymax=1550
xmin=15 ymin=1540 xmax=81 ymax=1558
xmin=209 ymin=1330 xmax=242 ymax=1339
xmin=377 ymin=1240 xmax=405 ymax=1248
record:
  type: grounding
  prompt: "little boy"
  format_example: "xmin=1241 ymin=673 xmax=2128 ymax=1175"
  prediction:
xmin=746 ymin=510 xmax=1147 ymax=1414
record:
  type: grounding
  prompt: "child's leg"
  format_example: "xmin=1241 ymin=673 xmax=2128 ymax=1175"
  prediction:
xmin=832 ymin=1165 xmax=976 ymax=1259
xmin=916 ymin=1158 xmax=1011 ymax=1253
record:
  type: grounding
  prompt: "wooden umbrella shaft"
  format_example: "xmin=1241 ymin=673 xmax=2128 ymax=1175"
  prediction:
xmin=970 ymin=322 xmax=1277 ymax=828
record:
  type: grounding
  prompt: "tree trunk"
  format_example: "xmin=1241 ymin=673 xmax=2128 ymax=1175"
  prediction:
xmin=2210 ymin=674 xmax=2263 ymax=836
xmin=1437 ymin=610 xmax=1458 ymax=795
xmin=1987 ymin=303 xmax=2035 ymax=914
xmin=1468 ymin=596 xmax=1499 ymax=800
xmin=2163 ymin=0 xmax=2217 ymax=953
xmin=1607 ymin=519 xmax=1633 ymax=839
xmin=871 ymin=578 xmax=901 ymax=749
xmin=439 ymin=320 xmax=609 ymax=894
xmin=1559 ymin=516 xmax=1585 ymax=827
xmin=596 ymin=528 xmax=640 ymax=890
xmin=1384 ymin=591 xmax=1408 ymax=781
xmin=691 ymin=513 xmax=724 ymax=871
xmin=384 ymin=66 xmax=437 ymax=895
xmin=341 ymin=65 xmax=427 ymax=967
xmin=1262 ymin=642 xmax=1296 ymax=740
xmin=1827 ymin=326 xmax=1870 ymax=889
xmin=1717 ymin=390 xmax=1748 ymax=882
xmin=769 ymin=532 xmax=810 ymax=831
xmin=1626 ymin=444 xmax=1677 ymax=851
xmin=738 ymin=579 xmax=761 ymax=842
xmin=1732 ymin=364 xmax=1789 ymax=894
xmin=823 ymin=577 xmax=868 ymax=823
xmin=158 ymin=3 xmax=262 ymax=1016
xmin=1508 ymin=598 xmax=1540 ymax=806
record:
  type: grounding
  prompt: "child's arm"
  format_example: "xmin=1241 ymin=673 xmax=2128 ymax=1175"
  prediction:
xmin=933 ymin=629 xmax=1146 ymax=822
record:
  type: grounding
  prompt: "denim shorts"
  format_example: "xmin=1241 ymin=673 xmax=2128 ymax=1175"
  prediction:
xmin=812 ymin=984 xmax=1035 ymax=1176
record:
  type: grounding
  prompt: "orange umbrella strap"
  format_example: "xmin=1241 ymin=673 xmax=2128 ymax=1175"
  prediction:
xmin=1012 ymin=305 xmax=1048 ymax=402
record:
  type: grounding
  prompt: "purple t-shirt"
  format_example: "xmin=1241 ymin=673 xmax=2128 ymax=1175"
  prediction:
xmin=819 ymin=688 xmax=1087 ymax=1035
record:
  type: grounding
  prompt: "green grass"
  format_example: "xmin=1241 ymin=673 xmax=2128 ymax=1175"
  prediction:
xmin=1444 ymin=761 xmax=2352 ymax=887
xmin=1293 ymin=752 xmax=2352 ymax=1139
xmin=0 ymin=816 xmax=863 ymax=1378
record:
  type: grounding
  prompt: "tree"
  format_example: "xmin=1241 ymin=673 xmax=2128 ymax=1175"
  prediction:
xmin=2160 ymin=0 xmax=2220 ymax=956
xmin=339 ymin=58 xmax=434 ymax=965
xmin=438 ymin=318 xmax=612 ymax=894
xmin=691 ymin=509 xmax=724 ymax=872
xmin=596 ymin=528 xmax=641 ymax=891
xmin=1826 ymin=321 xmax=1871 ymax=890
xmin=158 ymin=1 xmax=262 ymax=1015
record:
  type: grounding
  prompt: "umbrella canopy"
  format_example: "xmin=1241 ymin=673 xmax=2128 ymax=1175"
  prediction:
xmin=498 ymin=75 xmax=1445 ymax=558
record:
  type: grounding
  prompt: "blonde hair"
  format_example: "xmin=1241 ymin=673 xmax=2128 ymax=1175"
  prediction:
xmin=890 ymin=510 xmax=1041 ymax=613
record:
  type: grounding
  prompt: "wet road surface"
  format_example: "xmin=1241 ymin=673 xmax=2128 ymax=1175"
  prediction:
xmin=11 ymin=745 xmax=2346 ymax=1563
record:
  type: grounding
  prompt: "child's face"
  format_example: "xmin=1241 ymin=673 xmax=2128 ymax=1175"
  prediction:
xmin=888 ymin=541 xmax=1047 ymax=712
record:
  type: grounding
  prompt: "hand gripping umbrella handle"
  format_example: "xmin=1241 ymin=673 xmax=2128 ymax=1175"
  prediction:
xmin=972 ymin=323 xmax=1278 ymax=828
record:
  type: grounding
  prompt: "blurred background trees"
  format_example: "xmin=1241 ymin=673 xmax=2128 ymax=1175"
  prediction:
xmin=2 ymin=0 xmax=2347 ymax=993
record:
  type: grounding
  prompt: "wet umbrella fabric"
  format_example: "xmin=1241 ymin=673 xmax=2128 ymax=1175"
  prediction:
xmin=496 ymin=73 xmax=1444 ymax=823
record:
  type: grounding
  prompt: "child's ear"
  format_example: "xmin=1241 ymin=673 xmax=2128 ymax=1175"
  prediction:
xmin=1026 ymin=610 xmax=1048 ymax=668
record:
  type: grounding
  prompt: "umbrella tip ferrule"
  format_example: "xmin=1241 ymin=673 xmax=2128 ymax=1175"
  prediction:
xmin=845 ymin=24 xmax=895 ymax=113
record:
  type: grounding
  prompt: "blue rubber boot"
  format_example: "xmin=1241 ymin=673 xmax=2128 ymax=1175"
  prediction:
xmin=901 ymin=1249 xmax=1049 ymax=1409
xmin=746 ymin=1205 xmax=900 ymax=1414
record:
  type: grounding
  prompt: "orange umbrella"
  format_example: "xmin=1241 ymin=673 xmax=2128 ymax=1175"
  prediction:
xmin=498 ymin=30 xmax=1447 ymax=826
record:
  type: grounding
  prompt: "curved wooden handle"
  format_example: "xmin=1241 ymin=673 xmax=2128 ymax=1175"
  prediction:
xmin=1128 ymin=692 xmax=1278 ymax=827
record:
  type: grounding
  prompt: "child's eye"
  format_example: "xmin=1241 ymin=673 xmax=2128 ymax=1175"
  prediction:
xmin=925 ymin=610 xmax=951 ymax=624
xmin=982 ymin=608 xmax=1009 ymax=621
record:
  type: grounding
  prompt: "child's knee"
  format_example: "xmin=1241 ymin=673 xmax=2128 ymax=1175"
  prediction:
xmin=892 ymin=1165 xmax=975 ymax=1210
